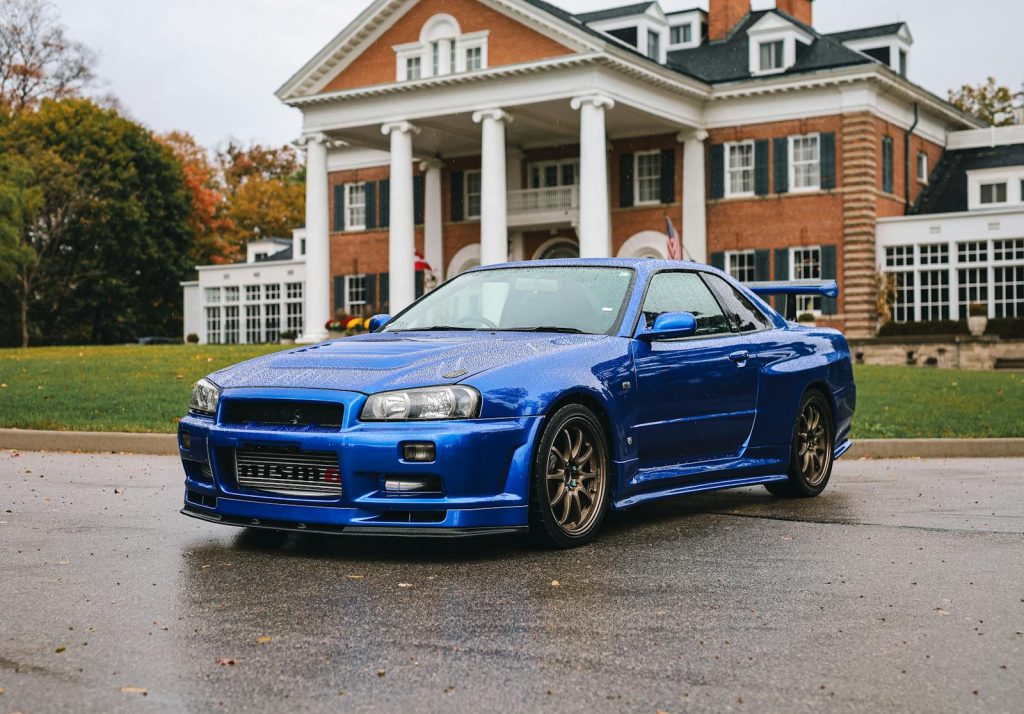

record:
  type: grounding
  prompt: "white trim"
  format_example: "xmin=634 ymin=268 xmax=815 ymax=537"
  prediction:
xmin=447 ymin=243 xmax=481 ymax=277
xmin=344 ymin=182 xmax=368 ymax=231
xmin=967 ymin=166 xmax=1024 ymax=211
xmin=788 ymin=133 xmax=821 ymax=193
xmin=343 ymin=274 xmax=368 ymax=312
xmin=531 ymin=236 xmax=578 ymax=261
xmin=633 ymin=150 xmax=662 ymax=206
xmin=916 ymin=151 xmax=928 ymax=184
xmin=724 ymin=249 xmax=757 ymax=282
xmin=724 ymin=140 xmax=755 ymax=199
xmin=464 ymin=169 xmax=482 ymax=220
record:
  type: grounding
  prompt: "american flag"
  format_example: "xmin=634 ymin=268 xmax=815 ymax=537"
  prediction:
xmin=665 ymin=216 xmax=682 ymax=260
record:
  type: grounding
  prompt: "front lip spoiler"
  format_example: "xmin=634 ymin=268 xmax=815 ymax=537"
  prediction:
xmin=180 ymin=506 xmax=528 ymax=539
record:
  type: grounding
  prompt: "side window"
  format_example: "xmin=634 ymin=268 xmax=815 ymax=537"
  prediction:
xmin=641 ymin=272 xmax=731 ymax=336
xmin=703 ymin=273 xmax=773 ymax=333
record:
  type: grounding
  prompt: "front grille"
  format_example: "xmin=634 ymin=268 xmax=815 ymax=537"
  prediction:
xmin=234 ymin=447 xmax=342 ymax=497
xmin=221 ymin=400 xmax=343 ymax=429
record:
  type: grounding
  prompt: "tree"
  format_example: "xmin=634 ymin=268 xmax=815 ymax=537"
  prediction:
xmin=0 ymin=99 xmax=192 ymax=345
xmin=948 ymin=77 xmax=1022 ymax=127
xmin=0 ymin=152 xmax=40 ymax=345
xmin=159 ymin=131 xmax=236 ymax=266
xmin=0 ymin=0 xmax=95 ymax=113
xmin=217 ymin=142 xmax=305 ymax=260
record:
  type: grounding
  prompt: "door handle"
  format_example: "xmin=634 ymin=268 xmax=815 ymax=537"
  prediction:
xmin=728 ymin=350 xmax=750 ymax=364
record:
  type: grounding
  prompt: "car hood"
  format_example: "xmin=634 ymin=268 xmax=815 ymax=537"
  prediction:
xmin=211 ymin=332 xmax=609 ymax=394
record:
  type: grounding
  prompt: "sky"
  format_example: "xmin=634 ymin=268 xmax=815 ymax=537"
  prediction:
xmin=51 ymin=0 xmax=1024 ymax=149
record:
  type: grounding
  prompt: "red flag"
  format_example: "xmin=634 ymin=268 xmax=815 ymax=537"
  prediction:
xmin=665 ymin=216 xmax=682 ymax=260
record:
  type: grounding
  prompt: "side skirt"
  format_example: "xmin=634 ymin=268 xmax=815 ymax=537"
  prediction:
xmin=613 ymin=473 xmax=789 ymax=510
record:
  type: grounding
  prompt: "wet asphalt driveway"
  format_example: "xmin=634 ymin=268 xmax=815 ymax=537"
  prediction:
xmin=1 ymin=450 xmax=1022 ymax=712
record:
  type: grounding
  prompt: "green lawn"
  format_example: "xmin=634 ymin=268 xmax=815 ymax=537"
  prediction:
xmin=0 ymin=345 xmax=1022 ymax=438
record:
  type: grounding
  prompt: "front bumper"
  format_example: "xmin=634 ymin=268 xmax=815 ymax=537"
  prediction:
xmin=178 ymin=388 xmax=543 ymax=534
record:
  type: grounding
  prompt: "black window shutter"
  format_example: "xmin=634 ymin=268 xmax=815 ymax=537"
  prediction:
xmin=414 ymin=270 xmax=424 ymax=299
xmin=364 ymin=274 xmax=377 ymax=314
xmin=659 ymin=148 xmax=676 ymax=204
xmin=619 ymin=153 xmax=634 ymax=208
xmin=378 ymin=179 xmax=390 ymax=228
xmin=820 ymin=132 xmax=836 ymax=190
xmin=754 ymin=250 xmax=770 ymax=281
xmin=364 ymin=181 xmax=377 ymax=230
xmin=754 ymin=139 xmax=770 ymax=196
xmin=413 ymin=175 xmax=425 ymax=225
xmin=333 ymin=184 xmax=345 ymax=232
xmin=773 ymin=137 xmax=789 ymax=194
xmin=710 ymin=252 xmax=725 ymax=270
xmin=774 ymin=248 xmax=789 ymax=279
xmin=709 ymin=144 xmax=725 ymax=200
xmin=333 ymin=276 xmax=345 ymax=312
xmin=820 ymin=244 xmax=838 ymax=314
xmin=378 ymin=272 xmax=390 ymax=314
xmin=450 ymin=171 xmax=464 ymax=222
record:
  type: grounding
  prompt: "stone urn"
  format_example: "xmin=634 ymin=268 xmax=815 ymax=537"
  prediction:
xmin=967 ymin=303 xmax=988 ymax=337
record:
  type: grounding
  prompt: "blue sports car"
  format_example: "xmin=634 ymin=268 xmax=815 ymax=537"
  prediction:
xmin=179 ymin=259 xmax=855 ymax=548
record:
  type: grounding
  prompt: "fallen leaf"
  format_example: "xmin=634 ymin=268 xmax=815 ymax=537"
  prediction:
xmin=256 ymin=636 xmax=272 ymax=644
xmin=935 ymin=608 xmax=950 ymax=615
xmin=398 ymin=583 xmax=413 ymax=588
xmin=0 ymin=687 xmax=5 ymax=694
xmin=216 ymin=658 xmax=236 ymax=666
xmin=376 ymin=669 xmax=386 ymax=677
xmin=55 ymin=645 xmax=67 ymax=653
xmin=346 ymin=574 xmax=365 ymax=580
xmin=119 ymin=687 xmax=148 ymax=696
xmin=550 ymin=580 xmax=560 ymax=588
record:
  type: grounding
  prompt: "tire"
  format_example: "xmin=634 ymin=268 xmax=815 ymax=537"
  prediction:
xmin=765 ymin=390 xmax=834 ymax=498
xmin=528 ymin=404 xmax=611 ymax=548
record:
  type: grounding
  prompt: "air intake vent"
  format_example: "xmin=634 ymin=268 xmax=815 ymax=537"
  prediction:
xmin=222 ymin=400 xmax=343 ymax=429
xmin=234 ymin=447 xmax=342 ymax=497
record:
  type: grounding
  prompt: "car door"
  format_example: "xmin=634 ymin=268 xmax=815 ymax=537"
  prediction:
xmin=631 ymin=271 xmax=760 ymax=468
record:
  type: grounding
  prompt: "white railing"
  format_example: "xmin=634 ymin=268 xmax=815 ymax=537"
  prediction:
xmin=507 ymin=185 xmax=579 ymax=215
xmin=946 ymin=124 xmax=1024 ymax=150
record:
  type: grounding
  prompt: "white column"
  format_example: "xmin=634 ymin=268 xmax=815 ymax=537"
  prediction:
xmin=472 ymin=109 xmax=512 ymax=265
xmin=298 ymin=133 xmax=331 ymax=343
xmin=681 ymin=129 xmax=709 ymax=264
xmin=382 ymin=121 xmax=420 ymax=313
xmin=422 ymin=159 xmax=444 ymax=282
xmin=437 ymin=38 xmax=453 ymax=76
xmin=571 ymin=95 xmax=615 ymax=258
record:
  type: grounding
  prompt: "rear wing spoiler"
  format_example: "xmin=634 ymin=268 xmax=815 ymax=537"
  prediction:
xmin=744 ymin=280 xmax=839 ymax=321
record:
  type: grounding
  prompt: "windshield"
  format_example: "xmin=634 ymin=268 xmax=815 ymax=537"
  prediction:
xmin=384 ymin=266 xmax=635 ymax=335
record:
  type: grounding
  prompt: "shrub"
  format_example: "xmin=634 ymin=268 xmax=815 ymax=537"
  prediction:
xmin=279 ymin=330 xmax=298 ymax=341
xmin=877 ymin=320 xmax=970 ymax=337
xmin=186 ymin=333 xmax=199 ymax=343
xmin=986 ymin=317 xmax=1024 ymax=340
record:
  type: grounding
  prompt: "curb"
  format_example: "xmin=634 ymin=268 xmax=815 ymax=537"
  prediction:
xmin=2 ymin=428 xmax=1024 ymax=460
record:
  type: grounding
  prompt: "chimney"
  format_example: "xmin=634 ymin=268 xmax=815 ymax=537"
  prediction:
xmin=776 ymin=0 xmax=813 ymax=27
xmin=708 ymin=0 xmax=751 ymax=41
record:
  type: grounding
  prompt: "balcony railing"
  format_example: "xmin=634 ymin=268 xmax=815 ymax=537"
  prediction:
xmin=507 ymin=185 xmax=579 ymax=222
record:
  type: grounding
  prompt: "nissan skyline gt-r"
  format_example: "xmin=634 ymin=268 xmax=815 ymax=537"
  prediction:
xmin=179 ymin=259 xmax=856 ymax=548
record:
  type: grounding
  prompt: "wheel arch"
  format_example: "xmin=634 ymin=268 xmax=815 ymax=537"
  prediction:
xmin=542 ymin=389 xmax=619 ymax=463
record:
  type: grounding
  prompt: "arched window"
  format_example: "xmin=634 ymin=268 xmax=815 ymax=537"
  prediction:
xmin=395 ymin=15 xmax=489 ymax=81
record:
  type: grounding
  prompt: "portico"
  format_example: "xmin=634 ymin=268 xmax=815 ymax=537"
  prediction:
xmin=291 ymin=58 xmax=708 ymax=336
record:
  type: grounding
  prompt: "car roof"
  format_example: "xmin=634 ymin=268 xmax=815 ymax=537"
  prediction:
xmin=466 ymin=257 xmax=711 ymax=276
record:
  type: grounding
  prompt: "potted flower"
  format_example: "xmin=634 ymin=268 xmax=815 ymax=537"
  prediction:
xmin=797 ymin=312 xmax=817 ymax=327
xmin=325 ymin=315 xmax=350 ymax=338
xmin=967 ymin=303 xmax=988 ymax=336
xmin=279 ymin=330 xmax=298 ymax=345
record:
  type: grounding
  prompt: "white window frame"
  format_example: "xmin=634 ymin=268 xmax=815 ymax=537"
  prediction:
xmin=527 ymin=160 xmax=579 ymax=189
xmin=789 ymin=134 xmax=821 ymax=192
xmin=405 ymin=56 xmax=422 ymax=80
xmin=980 ymin=182 xmax=1008 ymax=206
xmin=464 ymin=45 xmax=482 ymax=72
xmin=634 ymin=151 xmax=662 ymax=206
xmin=345 ymin=182 xmax=367 ymax=231
xmin=393 ymin=24 xmax=488 ymax=80
xmin=669 ymin=23 xmax=693 ymax=47
xmin=758 ymin=40 xmax=785 ymax=73
xmin=790 ymin=246 xmax=823 ymax=315
xmin=344 ymin=275 xmax=368 ymax=312
xmin=646 ymin=30 xmax=660 ymax=61
xmin=725 ymin=141 xmax=755 ymax=199
xmin=465 ymin=170 xmax=482 ymax=220
xmin=917 ymin=152 xmax=928 ymax=184
xmin=726 ymin=250 xmax=757 ymax=283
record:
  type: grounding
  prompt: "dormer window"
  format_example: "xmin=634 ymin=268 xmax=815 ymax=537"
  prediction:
xmin=670 ymin=24 xmax=691 ymax=45
xmin=647 ymin=30 xmax=660 ymax=60
xmin=394 ymin=14 xmax=488 ymax=81
xmin=980 ymin=183 xmax=1008 ymax=205
xmin=759 ymin=40 xmax=784 ymax=72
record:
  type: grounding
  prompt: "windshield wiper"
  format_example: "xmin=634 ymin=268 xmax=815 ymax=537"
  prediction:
xmin=394 ymin=326 xmax=481 ymax=332
xmin=502 ymin=326 xmax=586 ymax=334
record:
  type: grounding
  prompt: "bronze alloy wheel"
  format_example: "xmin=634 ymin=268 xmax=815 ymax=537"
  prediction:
xmin=545 ymin=417 xmax=607 ymax=536
xmin=530 ymin=405 xmax=611 ymax=547
xmin=766 ymin=390 xmax=834 ymax=498
xmin=797 ymin=400 xmax=831 ymax=487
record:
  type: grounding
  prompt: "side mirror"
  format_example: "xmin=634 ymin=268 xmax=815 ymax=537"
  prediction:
xmin=367 ymin=314 xmax=392 ymax=333
xmin=639 ymin=311 xmax=697 ymax=341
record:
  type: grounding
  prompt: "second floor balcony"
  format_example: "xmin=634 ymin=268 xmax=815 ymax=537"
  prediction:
xmin=506 ymin=184 xmax=579 ymax=229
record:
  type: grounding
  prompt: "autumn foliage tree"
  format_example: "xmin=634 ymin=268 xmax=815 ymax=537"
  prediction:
xmin=948 ymin=77 xmax=1023 ymax=127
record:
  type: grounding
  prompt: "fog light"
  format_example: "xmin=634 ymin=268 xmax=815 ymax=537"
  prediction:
xmin=402 ymin=442 xmax=436 ymax=462
xmin=180 ymin=431 xmax=191 ymax=450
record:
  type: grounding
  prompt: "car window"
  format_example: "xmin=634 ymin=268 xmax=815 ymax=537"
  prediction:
xmin=641 ymin=272 xmax=731 ymax=336
xmin=702 ymin=274 xmax=774 ymax=333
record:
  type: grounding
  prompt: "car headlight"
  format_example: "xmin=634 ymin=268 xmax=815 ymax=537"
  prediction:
xmin=360 ymin=385 xmax=480 ymax=421
xmin=189 ymin=377 xmax=221 ymax=417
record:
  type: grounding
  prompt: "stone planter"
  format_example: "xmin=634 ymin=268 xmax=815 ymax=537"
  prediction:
xmin=967 ymin=315 xmax=988 ymax=337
